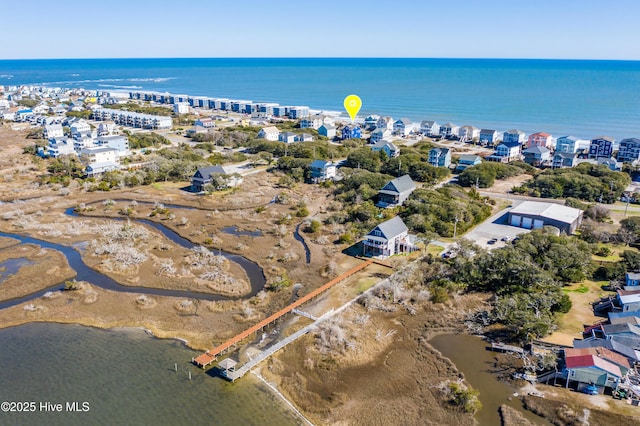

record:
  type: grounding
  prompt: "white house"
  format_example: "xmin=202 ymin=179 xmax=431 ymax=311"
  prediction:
xmin=97 ymin=121 xmax=117 ymax=136
xmin=278 ymin=132 xmax=297 ymax=143
xmin=479 ymin=129 xmax=500 ymax=145
xmin=458 ymin=125 xmax=480 ymax=142
xmin=258 ymin=126 xmax=280 ymax=141
xmin=70 ymin=120 xmax=91 ymax=137
xmin=299 ymin=116 xmax=324 ymax=129
xmin=174 ymin=102 xmax=190 ymax=114
xmin=194 ymin=118 xmax=216 ymax=129
xmin=80 ymin=146 xmax=120 ymax=177
xmin=420 ymin=120 xmax=440 ymax=136
xmin=370 ymin=128 xmax=392 ymax=144
xmin=308 ymin=160 xmax=337 ymax=182
xmin=44 ymin=123 xmax=64 ymax=139
xmin=376 ymin=116 xmax=394 ymax=131
xmin=73 ymin=136 xmax=95 ymax=152
xmin=439 ymin=123 xmax=459 ymax=139
xmin=47 ymin=139 xmax=76 ymax=158
xmin=80 ymin=146 xmax=118 ymax=164
xmin=95 ymin=135 xmax=130 ymax=158
xmin=393 ymin=118 xmax=413 ymax=136
xmin=362 ymin=216 xmax=416 ymax=258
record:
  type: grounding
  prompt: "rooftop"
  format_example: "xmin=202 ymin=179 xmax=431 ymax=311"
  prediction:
xmin=509 ymin=201 xmax=582 ymax=224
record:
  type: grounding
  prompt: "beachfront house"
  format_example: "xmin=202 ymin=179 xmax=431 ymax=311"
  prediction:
xmin=308 ymin=160 xmax=337 ymax=183
xmin=318 ymin=124 xmax=337 ymax=139
xmin=278 ymin=132 xmax=297 ymax=144
xmin=456 ymin=154 xmax=482 ymax=171
xmin=617 ymin=138 xmax=640 ymax=163
xmin=370 ymin=128 xmax=392 ymax=144
xmin=363 ymin=115 xmax=380 ymax=131
xmin=376 ymin=175 xmax=416 ymax=208
xmin=458 ymin=125 xmax=480 ymax=143
xmin=341 ymin=125 xmax=362 ymax=140
xmin=288 ymin=106 xmax=309 ymax=119
xmin=376 ymin=116 xmax=394 ymax=131
xmin=439 ymin=123 xmax=459 ymax=139
xmin=370 ymin=140 xmax=399 ymax=158
xmin=527 ymin=132 xmax=554 ymax=149
xmin=362 ymin=216 xmax=416 ymax=258
xmin=487 ymin=141 xmax=521 ymax=162
xmin=523 ymin=145 xmax=551 ymax=167
xmin=428 ymin=147 xmax=451 ymax=167
xmin=191 ymin=165 xmax=242 ymax=192
xmin=588 ymin=136 xmax=615 ymax=159
xmin=258 ymin=126 xmax=280 ymax=141
xmin=503 ymin=129 xmax=526 ymax=145
xmin=552 ymin=152 xmax=579 ymax=169
xmin=393 ymin=118 xmax=413 ymax=136
xmin=479 ymin=129 xmax=499 ymax=146
xmin=555 ymin=136 xmax=580 ymax=153
xmin=420 ymin=120 xmax=440 ymax=137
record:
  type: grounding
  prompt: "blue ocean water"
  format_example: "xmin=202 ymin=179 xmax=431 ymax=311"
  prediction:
xmin=0 ymin=58 xmax=639 ymax=140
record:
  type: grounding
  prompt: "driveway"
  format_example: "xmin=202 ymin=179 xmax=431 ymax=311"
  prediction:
xmin=462 ymin=201 xmax=530 ymax=249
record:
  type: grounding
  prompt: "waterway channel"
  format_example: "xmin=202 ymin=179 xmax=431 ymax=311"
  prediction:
xmin=0 ymin=208 xmax=267 ymax=309
xmin=430 ymin=333 xmax=551 ymax=426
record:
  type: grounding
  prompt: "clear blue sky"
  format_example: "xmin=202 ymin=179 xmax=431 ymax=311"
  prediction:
xmin=2 ymin=0 xmax=639 ymax=60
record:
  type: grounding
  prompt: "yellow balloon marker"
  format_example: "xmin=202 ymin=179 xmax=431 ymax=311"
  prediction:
xmin=343 ymin=94 xmax=362 ymax=122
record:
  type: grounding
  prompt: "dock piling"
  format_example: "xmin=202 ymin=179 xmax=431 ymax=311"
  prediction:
xmin=174 ymin=363 xmax=178 ymax=372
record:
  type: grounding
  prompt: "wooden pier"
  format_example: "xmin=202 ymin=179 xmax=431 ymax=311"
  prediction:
xmin=193 ymin=259 xmax=374 ymax=370
xmin=490 ymin=342 xmax=525 ymax=354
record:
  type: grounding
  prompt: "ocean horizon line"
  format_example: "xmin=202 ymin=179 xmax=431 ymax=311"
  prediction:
xmin=1 ymin=56 xmax=639 ymax=63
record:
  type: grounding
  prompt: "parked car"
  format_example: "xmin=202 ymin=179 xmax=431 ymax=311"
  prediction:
xmin=501 ymin=236 xmax=511 ymax=242
xmin=487 ymin=238 xmax=498 ymax=245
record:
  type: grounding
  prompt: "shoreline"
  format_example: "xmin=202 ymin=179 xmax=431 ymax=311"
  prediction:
xmin=7 ymin=76 xmax=638 ymax=140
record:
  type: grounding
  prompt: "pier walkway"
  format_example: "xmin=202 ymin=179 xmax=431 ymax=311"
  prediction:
xmin=194 ymin=259 xmax=375 ymax=369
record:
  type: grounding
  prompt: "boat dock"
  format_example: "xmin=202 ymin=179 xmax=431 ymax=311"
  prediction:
xmin=193 ymin=259 xmax=376 ymax=371
xmin=490 ymin=342 xmax=525 ymax=354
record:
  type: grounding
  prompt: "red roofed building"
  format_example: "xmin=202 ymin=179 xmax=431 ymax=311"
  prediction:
xmin=564 ymin=352 xmax=622 ymax=391
xmin=564 ymin=347 xmax=630 ymax=373
xmin=527 ymin=132 xmax=554 ymax=149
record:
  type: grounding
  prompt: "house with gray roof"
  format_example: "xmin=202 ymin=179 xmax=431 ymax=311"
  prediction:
xmin=362 ymin=216 xmax=416 ymax=258
xmin=428 ymin=147 xmax=451 ymax=167
xmin=370 ymin=140 xmax=399 ymax=158
xmin=456 ymin=154 xmax=482 ymax=171
xmin=376 ymin=175 xmax=416 ymax=208
xmin=191 ymin=165 xmax=242 ymax=192
xmin=308 ymin=160 xmax=336 ymax=183
xmin=420 ymin=120 xmax=439 ymax=137
xmin=522 ymin=145 xmax=551 ymax=167
xmin=617 ymin=138 xmax=640 ymax=163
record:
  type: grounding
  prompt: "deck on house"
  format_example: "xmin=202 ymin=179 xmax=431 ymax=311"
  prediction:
xmin=193 ymin=259 xmax=374 ymax=369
